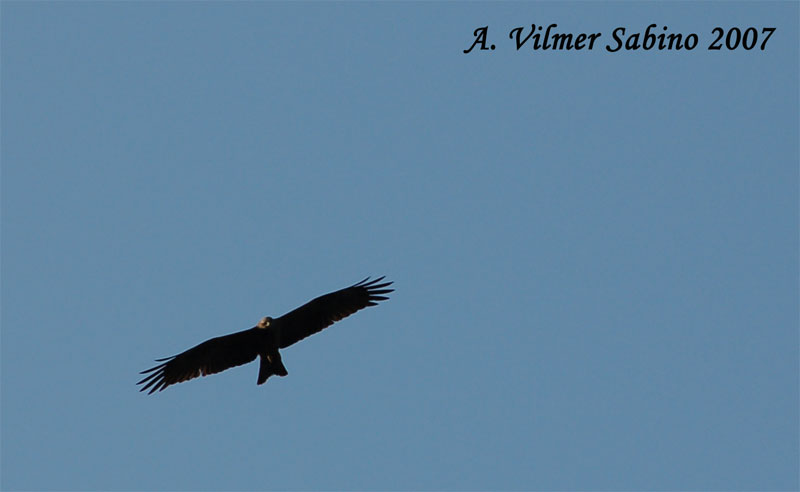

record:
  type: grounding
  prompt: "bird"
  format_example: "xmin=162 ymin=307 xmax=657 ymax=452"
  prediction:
xmin=137 ymin=276 xmax=393 ymax=394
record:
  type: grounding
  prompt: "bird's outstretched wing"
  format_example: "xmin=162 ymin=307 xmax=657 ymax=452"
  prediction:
xmin=137 ymin=328 xmax=263 ymax=394
xmin=276 ymin=277 xmax=393 ymax=349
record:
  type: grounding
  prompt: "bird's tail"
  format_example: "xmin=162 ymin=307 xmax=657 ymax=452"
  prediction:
xmin=258 ymin=351 xmax=288 ymax=385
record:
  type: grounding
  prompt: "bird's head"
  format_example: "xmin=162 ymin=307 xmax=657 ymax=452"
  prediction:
xmin=257 ymin=316 xmax=272 ymax=329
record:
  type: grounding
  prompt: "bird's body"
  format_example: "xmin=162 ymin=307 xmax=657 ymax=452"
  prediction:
xmin=138 ymin=277 xmax=393 ymax=394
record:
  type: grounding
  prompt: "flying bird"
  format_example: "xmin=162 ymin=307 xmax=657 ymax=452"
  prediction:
xmin=138 ymin=277 xmax=393 ymax=394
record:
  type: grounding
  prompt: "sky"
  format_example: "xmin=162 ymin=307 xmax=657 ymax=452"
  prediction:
xmin=1 ymin=2 xmax=798 ymax=491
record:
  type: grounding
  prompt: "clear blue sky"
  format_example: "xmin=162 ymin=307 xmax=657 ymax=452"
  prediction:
xmin=2 ymin=2 xmax=797 ymax=491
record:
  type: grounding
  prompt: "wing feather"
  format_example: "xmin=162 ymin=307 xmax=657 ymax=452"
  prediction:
xmin=137 ymin=328 xmax=263 ymax=394
xmin=276 ymin=277 xmax=393 ymax=348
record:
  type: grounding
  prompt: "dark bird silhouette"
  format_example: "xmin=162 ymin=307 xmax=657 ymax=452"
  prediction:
xmin=137 ymin=277 xmax=393 ymax=394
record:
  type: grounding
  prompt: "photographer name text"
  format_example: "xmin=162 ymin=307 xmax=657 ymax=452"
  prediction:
xmin=463 ymin=24 xmax=776 ymax=53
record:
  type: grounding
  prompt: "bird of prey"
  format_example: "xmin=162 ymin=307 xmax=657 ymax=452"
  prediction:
xmin=137 ymin=277 xmax=393 ymax=394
